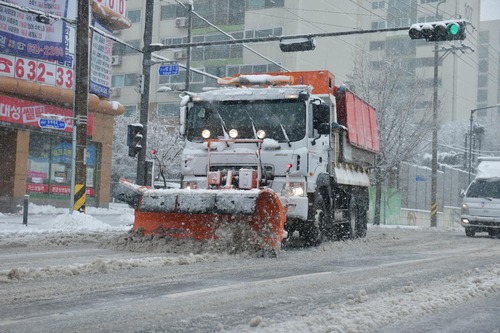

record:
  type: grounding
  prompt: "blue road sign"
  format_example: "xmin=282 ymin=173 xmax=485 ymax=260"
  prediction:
xmin=158 ymin=64 xmax=180 ymax=76
xmin=416 ymin=175 xmax=426 ymax=182
xmin=39 ymin=118 xmax=67 ymax=130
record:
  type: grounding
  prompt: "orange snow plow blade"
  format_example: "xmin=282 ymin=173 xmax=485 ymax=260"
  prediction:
xmin=117 ymin=180 xmax=287 ymax=252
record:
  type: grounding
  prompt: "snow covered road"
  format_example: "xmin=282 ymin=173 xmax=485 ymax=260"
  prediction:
xmin=0 ymin=207 xmax=500 ymax=332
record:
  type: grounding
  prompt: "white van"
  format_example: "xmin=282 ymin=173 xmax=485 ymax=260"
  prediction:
xmin=461 ymin=157 xmax=500 ymax=237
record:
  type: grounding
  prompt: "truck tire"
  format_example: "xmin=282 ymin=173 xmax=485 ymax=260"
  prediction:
xmin=302 ymin=194 xmax=326 ymax=246
xmin=355 ymin=201 xmax=368 ymax=238
xmin=348 ymin=197 xmax=357 ymax=240
xmin=465 ymin=227 xmax=475 ymax=237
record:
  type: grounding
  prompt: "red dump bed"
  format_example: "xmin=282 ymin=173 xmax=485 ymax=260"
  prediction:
xmin=336 ymin=90 xmax=380 ymax=153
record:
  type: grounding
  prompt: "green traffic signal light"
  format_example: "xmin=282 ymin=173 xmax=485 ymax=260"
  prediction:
xmin=447 ymin=23 xmax=460 ymax=35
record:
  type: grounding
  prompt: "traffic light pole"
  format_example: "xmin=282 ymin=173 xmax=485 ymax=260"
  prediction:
xmin=430 ymin=38 xmax=439 ymax=227
xmin=136 ymin=0 xmax=154 ymax=186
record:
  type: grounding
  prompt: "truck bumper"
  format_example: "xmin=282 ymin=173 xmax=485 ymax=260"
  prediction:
xmin=281 ymin=196 xmax=308 ymax=221
xmin=461 ymin=215 xmax=500 ymax=229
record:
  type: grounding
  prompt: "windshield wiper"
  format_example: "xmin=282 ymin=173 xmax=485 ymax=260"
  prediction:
xmin=280 ymin=123 xmax=292 ymax=147
xmin=244 ymin=110 xmax=258 ymax=140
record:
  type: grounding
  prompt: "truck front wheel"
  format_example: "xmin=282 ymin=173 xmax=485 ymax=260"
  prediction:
xmin=302 ymin=194 xmax=326 ymax=246
xmin=465 ymin=227 xmax=475 ymax=237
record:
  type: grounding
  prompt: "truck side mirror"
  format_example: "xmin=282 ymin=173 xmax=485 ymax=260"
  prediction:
xmin=313 ymin=103 xmax=330 ymax=129
xmin=179 ymin=106 xmax=187 ymax=136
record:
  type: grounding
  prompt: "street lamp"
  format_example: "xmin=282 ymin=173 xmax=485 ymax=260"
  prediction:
xmin=468 ymin=104 xmax=500 ymax=183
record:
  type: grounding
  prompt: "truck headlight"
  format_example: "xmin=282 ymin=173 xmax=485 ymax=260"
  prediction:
xmin=184 ymin=181 xmax=198 ymax=189
xmin=201 ymin=129 xmax=211 ymax=139
xmin=282 ymin=182 xmax=305 ymax=197
xmin=257 ymin=129 xmax=266 ymax=139
xmin=229 ymin=129 xmax=238 ymax=138
xmin=461 ymin=203 xmax=469 ymax=215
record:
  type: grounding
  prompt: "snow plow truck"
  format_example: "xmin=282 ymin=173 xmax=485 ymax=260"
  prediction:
xmin=118 ymin=70 xmax=379 ymax=252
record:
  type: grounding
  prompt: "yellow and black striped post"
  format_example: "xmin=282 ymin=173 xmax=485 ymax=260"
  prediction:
xmin=73 ymin=184 xmax=86 ymax=213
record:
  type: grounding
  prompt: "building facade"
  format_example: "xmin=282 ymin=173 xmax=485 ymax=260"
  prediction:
xmin=113 ymin=0 xmax=480 ymax=124
xmin=0 ymin=1 xmax=129 ymax=213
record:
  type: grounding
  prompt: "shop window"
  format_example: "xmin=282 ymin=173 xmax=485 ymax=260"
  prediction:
xmin=27 ymin=133 xmax=98 ymax=198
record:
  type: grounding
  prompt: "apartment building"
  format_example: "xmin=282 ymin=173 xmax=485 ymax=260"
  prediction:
xmin=111 ymin=0 xmax=480 ymax=124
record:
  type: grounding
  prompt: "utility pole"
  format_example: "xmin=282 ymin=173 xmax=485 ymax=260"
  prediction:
xmin=73 ymin=0 xmax=90 ymax=213
xmin=136 ymin=0 xmax=154 ymax=185
xmin=185 ymin=1 xmax=192 ymax=91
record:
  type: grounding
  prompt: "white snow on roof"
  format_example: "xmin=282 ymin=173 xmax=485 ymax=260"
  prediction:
xmin=476 ymin=158 xmax=500 ymax=179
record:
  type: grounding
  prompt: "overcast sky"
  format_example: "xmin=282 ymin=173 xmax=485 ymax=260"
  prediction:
xmin=481 ymin=0 xmax=500 ymax=21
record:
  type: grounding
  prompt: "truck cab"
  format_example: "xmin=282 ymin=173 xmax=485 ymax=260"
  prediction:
xmin=461 ymin=157 xmax=500 ymax=237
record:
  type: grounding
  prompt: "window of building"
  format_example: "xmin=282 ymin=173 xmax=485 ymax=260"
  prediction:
xmin=247 ymin=0 xmax=284 ymax=10
xmin=479 ymin=31 xmax=490 ymax=44
xmin=372 ymin=1 xmax=385 ymax=9
xmin=164 ymin=28 xmax=280 ymax=61
xmin=389 ymin=0 xmax=412 ymax=11
xmin=160 ymin=4 xmax=188 ymax=20
xmin=112 ymin=75 xmax=125 ymax=88
xmin=157 ymin=103 xmax=179 ymax=118
xmin=477 ymin=89 xmax=488 ymax=103
xmin=479 ymin=60 xmax=488 ymax=73
xmin=125 ymin=73 xmax=140 ymax=87
xmin=223 ymin=63 xmax=282 ymax=77
xmin=479 ymin=45 xmax=489 ymax=59
xmin=372 ymin=21 xmax=386 ymax=29
xmin=478 ymin=75 xmax=488 ymax=88
xmin=370 ymin=41 xmax=385 ymax=50
xmin=192 ymin=0 xmax=245 ymax=28
xmin=124 ymin=105 xmax=137 ymax=117
xmin=127 ymin=9 xmax=141 ymax=23
xmin=123 ymin=40 xmax=141 ymax=55
xmin=421 ymin=0 xmax=439 ymax=3
xmin=27 ymin=133 xmax=98 ymax=198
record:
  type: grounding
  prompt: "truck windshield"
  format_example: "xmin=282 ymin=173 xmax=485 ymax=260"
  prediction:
xmin=186 ymin=99 xmax=306 ymax=142
xmin=466 ymin=179 xmax=500 ymax=199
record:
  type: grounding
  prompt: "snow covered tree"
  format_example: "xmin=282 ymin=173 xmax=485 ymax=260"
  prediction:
xmin=348 ymin=54 xmax=432 ymax=224
xmin=111 ymin=108 xmax=184 ymax=194
xmin=147 ymin=120 xmax=183 ymax=187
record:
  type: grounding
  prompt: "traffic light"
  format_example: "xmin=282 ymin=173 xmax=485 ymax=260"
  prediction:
xmin=279 ymin=37 xmax=316 ymax=52
xmin=408 ymin=20 xmax=466 ymax=42
xmin=135 ymin=74 xmax=144 ymax=94
xmin=127 ymin=124 xmax=144 ymax=157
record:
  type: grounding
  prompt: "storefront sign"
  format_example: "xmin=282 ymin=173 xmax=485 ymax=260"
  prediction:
xmin=0 ymin=0 xmax=70 ymax=62
xmin=0 ymin=96 xmax=93 ymax=136
xmin=90 ymin=22 xmax=113 ymax=98
xmin=0 ymin=54 xmax=74 ymax=88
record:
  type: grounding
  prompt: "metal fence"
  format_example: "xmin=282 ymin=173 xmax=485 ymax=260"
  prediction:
xmin=399 ymin=162 xmax=470 ymax=211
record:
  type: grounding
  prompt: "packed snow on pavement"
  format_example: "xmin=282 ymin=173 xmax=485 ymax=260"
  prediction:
xmin=1 ymin=203 xmax=500 ymax=333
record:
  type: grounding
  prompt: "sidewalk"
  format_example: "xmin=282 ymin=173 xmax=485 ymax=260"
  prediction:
xmin=0 ymin=203 xmax=133 ymax=234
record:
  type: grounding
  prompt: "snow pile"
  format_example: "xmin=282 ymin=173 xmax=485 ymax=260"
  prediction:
xmin=0 ymin=253 xmax=221 ymax=284
xmin=45 ymin=212 xmax=118 ymax=231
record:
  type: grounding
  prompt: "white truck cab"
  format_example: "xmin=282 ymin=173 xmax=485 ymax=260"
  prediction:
xmin=461 ymin=157 xmax=500 ymax=237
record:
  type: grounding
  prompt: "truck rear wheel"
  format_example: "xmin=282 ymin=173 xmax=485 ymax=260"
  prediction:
xmin=302 ymin=194 xmax=326 ymax=246
xmin=355 ymin=202 xmax=368 ymax=238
